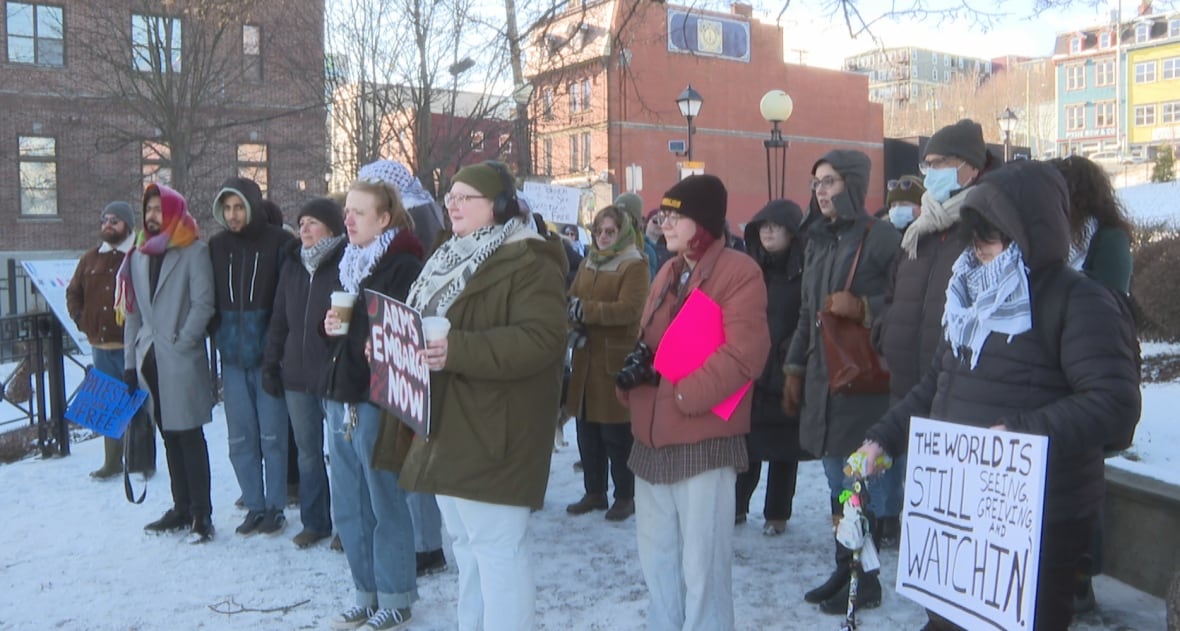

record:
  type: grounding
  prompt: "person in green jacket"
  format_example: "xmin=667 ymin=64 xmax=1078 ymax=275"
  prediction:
xmin=399 ymin=161 xmax=567 ymax=631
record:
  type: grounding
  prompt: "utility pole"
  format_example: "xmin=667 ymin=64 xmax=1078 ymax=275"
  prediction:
xmin=504 ymin=0 xmax=532 ymax=176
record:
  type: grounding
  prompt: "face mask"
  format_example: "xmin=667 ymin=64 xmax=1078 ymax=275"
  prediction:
xmin=888 ymin=205 xmax=915 ymax=230
xmin=923 ymin=167 xmax=959 ymax=203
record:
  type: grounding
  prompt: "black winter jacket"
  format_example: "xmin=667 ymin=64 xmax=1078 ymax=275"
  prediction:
xmin=865 ymin=161 xmax=1141 ymax=523
xmin=743 ymin=200 xmax=805 ymax=401
xmin=263 ymin=238 xmax=345 ymax=394
xmin=321 ymin=229 xmax=424 ymax=403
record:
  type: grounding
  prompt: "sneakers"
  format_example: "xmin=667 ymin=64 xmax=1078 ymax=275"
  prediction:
xmin=362 ymin=607 xmax=412 ymax=630
xmin=144 ymin=509 xmax=192 ymax=533
xmin=762 ymin=520 xmax=786 ymax=536
xmin=187 ymin=516 xmax=215 ymax=544
xmin=566 ymin=493 xmax=608 ymax=515
xmin=293 ymin=528 xmax=330 ymax=549
xmin=417 ymin=549 xmax=447 ymax=576
xmin=255 ymin=509 xmax=287 ymax=535
xmin=330 ymin=605 xmax=374 ymax=630
xmin=235 ymin=510 xmax=266 ymax=535
xmin=604 ymin=498 xmax=635 ymax=521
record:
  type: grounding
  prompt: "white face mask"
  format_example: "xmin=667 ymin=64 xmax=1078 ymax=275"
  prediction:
xmin=923 ymin=166 xmax=960 ymax=203
xmin=888 ymin=205 xmax=916 ymax=230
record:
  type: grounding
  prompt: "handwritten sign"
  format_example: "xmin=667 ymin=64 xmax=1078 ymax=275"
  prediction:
xmin=64 ymin=368 xmax=148 ymax=439
xmin=896 ymin=417 xmax=1048 ymax=631
xmin=523 ymin=182 xmax=581 ymax=224
xmin=21 ymin=259 xmax=92 ymax=356
xmin=365 ymin=290 xmax=430 ymax=436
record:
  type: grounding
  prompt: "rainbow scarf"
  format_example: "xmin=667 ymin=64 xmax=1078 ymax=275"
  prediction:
xmin=114 ymin=184 xmax=200 ymax=323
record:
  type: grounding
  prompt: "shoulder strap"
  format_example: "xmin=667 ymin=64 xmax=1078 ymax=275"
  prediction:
xmin=842 ymin=223 xmax=872 ymax=291
xmin=1034 ymin=263 xmax=1085 ymax=368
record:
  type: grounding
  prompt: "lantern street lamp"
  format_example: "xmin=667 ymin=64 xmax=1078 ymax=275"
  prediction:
xmin=760 ymin=89 xmax=794 ymax=201
xmin=675 ymin=84 xmax=703 ymax=162
xmin=998 ymin=106 xmax=1019 ymax=163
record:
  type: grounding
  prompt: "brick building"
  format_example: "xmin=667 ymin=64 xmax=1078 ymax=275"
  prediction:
xmin=0 ymin=1 xmax=327 ymax=258
xmin=524 ymin=0 xmax=885 ymax=227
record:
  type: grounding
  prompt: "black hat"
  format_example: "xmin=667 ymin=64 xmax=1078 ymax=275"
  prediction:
xmin=659 ymin=174 xmax=727 ymax=238
xmin=925 ymin=119 xmax=987 ymax=170
xmin=296 ymin=197 xmax=345 ymax=236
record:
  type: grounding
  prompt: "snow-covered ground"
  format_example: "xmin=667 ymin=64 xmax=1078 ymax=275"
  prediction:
xmin=0 ymin=401 xmax=1167 ymax=630
xmin=1119 ymin=180 xmax=1180 ymax=227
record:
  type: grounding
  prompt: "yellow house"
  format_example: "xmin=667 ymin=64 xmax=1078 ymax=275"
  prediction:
xmin=1126 ymin=20 xmax=1180 ymax=150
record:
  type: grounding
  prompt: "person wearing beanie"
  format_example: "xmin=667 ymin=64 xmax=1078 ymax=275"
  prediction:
xmin=884 ymin=175 xmax=925 ymax=231
xmin=262 ymin=196 xmax=348 ymax=551
xmin=621 ymin=173 xmax=770 ymax=630
xmin=359 ymin=160 xmax=446 ymax=256
xmin=614 ymin=192 xmax=661 ymax=278
xmin=784 ymin=150 xmax=899 ymax=615
xmin=399 ymin=158 xmax=567 ymax=630
xmin=67 ymin=200 xmax=155 ymax=480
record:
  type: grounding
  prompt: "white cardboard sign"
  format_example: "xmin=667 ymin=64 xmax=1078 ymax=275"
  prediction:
xmin=522 ymin=182 xmax=580 ymax=225
xmin=896 ymin=416 xmax=1049 ymax=631
xmin=22 ymin=259 xmax=92 ymax=356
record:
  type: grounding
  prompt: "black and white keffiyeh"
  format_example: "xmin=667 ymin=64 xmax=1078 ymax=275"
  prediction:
xmin=941 ymin=242 xmax=1032 ymax=369
xmin=406 ymin=217 xmax=526 ymax=317
xmin=301 ymin=234 xmax=346 ymax=274
xmin=1068 ymin=216 xmax=1099 ymax=271
xmin=338 ymin=229 xmax=398 ymax=293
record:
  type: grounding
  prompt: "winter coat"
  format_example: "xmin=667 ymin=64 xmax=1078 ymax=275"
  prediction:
xmin=786 ymin=150 xmax=900 ymax=460
xmin=564 ymin=246 xmax=650 ymax=423
xmin=320 ymin=229 xmax=424 ymax=403
xmin=623 ymin=238 xmax=769 ymax=449
xmin=67 ymin=244 xmax=129 ymax=348
xmin=397 ymin=232 xmax=568 ymax=510
xmin=207 ymin=176 xmax=295 ymax=368
xmin=263 ymin=238 xmax=345 ymax=394
xmin=742 ymin=201 xmax=806 ymax=462
xmin=865 ymin=161 xmax=1142 ymax=524
xmin=1083 ymin=226 xmax=1133 ymax=293
xmin=123 ymin=188 xmax=216 ymax=431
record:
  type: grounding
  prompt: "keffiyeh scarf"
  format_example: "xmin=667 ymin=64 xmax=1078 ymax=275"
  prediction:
xmin=1068 ymin=216 xmax=1099 ymax=271
xmin=338 ymin=229 xmax=398 ymax=294
xmin=301 ymin=235 xmax=346 ymax=274
xmin=942 ymin=242 xmax=1032 ymax=369
xmin=406 ymin=217 xmax=526 ymax=317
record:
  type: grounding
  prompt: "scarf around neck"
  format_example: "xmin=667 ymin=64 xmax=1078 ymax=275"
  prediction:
xmin=301 ymin=234 xmax=346 ymax=274
xmin=1068 ymin=216 xmax=1099 ymax=271
xmin=941 ymin=242 xmax=1032 ymax=370
xmin=338 ymin=229 xmax=398 ymax=294
xmin=406 ymin=217 xmax=526 ymax=317
xmin=588 ymin=217 xmax=637 ymax=267
xmin=113 ymin=211 xmax=201 ymax=323
xmin=900 ymin=188 xmax=967 ymax=259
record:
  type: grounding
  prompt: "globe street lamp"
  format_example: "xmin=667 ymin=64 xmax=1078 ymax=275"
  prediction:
xmin=760 ymin=89 xmax=794 ymax=201
xmin=998 ymin=106 xmax=1019 ymax=163
xmin=676 ymin=84 xmax=703 ymax=162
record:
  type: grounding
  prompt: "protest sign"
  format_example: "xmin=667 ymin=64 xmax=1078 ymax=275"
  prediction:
xmin=365 ymin=290 xmax=431 ymax=436
xmin=21 ymin=259 xmax=91 ymax=356
xmin=523 ymin=182 xmax=580 ymax=224
xmin=895 ymin=416 xmax=1049 ymax=631
xmin=64 ymin=368 xmax=148 ymax=439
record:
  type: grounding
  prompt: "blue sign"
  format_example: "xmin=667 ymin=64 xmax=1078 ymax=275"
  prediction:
xmin=65 ymin=368 xmax=148 ymax=439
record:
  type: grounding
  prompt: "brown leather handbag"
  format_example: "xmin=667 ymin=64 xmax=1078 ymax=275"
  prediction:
xmin=817 ymin=224 xmax=890 ymax=395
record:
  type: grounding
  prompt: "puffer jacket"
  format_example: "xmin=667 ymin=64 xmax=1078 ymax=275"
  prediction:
xmin=263 ymin=237 xmax=345 ymax=393
xmin=865 ymin=160 xmax=1141 ymax=524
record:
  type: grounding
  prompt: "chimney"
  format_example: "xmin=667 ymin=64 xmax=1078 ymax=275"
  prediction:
xmin=731 ymin=3 xmax=753 ymax=18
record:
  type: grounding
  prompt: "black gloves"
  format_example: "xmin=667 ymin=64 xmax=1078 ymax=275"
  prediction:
xmin=261 ymin=365 xmax=284 ymax=398
xmin=123 ymin=369 xmax=138 ymax=394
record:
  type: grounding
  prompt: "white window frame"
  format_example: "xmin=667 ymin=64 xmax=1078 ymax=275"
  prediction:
xmin=1095 ymin=101 xmax=1116 ymax=128
xmin=1066 ymin=64 xmax=1086 ymax=90
xmin=1099 ymin=32 xmax=1112 ymax=48
xmin=1163 ymin=57 xmax=1180 ymax=80
xmin=1135 ymin=22 xmax=1150 ymax=43
xmin=1135 ymin=61 xmax=1157 ymax=84
xmin=1095 ymin=59 xmax=1115 ymax=87
xmin=1066 ymin=104 xmax=1085 ymax=131
xmin=1134 ymin=104 xmax=1157 ymax=126
xmin=1070 ymin=37 xmax=1083 ymax=54
xmin=1162 ymin=101 xmax=1180 ymax=124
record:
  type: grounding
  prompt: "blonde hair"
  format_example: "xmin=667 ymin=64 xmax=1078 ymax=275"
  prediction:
xmin=348 ymin=179 xmax=414 ymax=232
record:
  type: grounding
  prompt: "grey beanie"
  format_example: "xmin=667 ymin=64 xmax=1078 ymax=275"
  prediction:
xmin=102 ymin=201 xmax=135 ymax=228
xmin=924 ymin=119 xmax=987 ymax=170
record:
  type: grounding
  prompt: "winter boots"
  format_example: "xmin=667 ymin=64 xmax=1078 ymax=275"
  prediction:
xmin=566 ymin=492 xmax=608 ymax=515
xmin=89 ymin=437 xmax=123 ymax=479
xmin=819 ymin=569 xmax=882 ymax=614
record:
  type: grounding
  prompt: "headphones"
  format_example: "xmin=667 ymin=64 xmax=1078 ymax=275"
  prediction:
xmin=486 ymin=161 xmax=521 ymax=224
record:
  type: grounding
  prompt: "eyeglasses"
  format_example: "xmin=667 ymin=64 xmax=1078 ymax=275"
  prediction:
xmin=918 ymin=156 xmax=963 ymax=174
xmin=100 ymin=216 xmax=123 ymax=226
xmin=887 ymin=179 xmax=920 ymax=191
xmin=444 ymin=192 xmax=486 ymax=207
xmin=656 ymin=211 xmax=683 ymax=226
xmin=809 ymin=176 xmax=843 ymax=191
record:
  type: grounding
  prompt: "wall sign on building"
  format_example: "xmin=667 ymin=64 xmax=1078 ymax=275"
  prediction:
xmin=667 ymin=10 xmax=750 ymax=62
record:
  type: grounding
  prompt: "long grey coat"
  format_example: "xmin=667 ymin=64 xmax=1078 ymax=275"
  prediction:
xmin=786 ymin=150 xmax=900 ymax=459
xmin=123 ymin=240 xmax=216 ymax=431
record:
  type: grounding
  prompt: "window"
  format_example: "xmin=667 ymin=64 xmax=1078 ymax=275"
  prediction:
xmin=1135 ymin=22 xmax=1150 ymax=43
xmin=132 ymin=13 xmax=182 ymax=72
xmin=1066 ymin=64 xmax=1085 ymax=90
xmin=568 ymin=82 xmax=579 ymax=113
xmin=568 ymin=135 xmax=578 ymax=171
xmin=1134 ymin=104 xmax=1156 ymax=126
xmin=470 ymin=130 xmax=484 ymax=152
xmin=943 ymin=70 xmax=950 ymax=82
xmin=1164 ymin=57 xmax=1180 ymax=80
xmin=1170 ymin=19 xmax=1180 ymax=38
xmin=931 ymin=67 xmax=937 ymax=81
xmin=581 ymin=79 xmax=591 ymax=112
xmin=542 ymin=88 xmax=554 ymax=120
xmin=910 ymin=65 xmax=917 ymax=78
xmin=1099 ymin=32 xmax=1112 ymax=48
xmin=242 ymin=24 xmax=261 ymax=81
xmin=6 ymin=2 xmax=64 ymax=66
xmin=1163 ymin=101 xmax=1180 ymax=124
xmin=141 ymin=141 xmax=171 ymax=185
xmin=499 ymin=134 xmax=512 ymax=155
xmin=1066 ymin=104 xmax=1085 ymax=131
xmin=944 ymin=54 xmax=950 ymax=67
xmin=18 ymin=136 xmax=57 ymax=216
xmin=1096 ymin=101 xmax=1116 ymax=128
xmin=543 ymin=138 xmax=553 ymax=175
xmin=1095 ymin=59 xmax=1115 ymax=86
xmin=1135 ymin=61 xmax=1156 ymax=83
xmin=1070 ymin=37 xmax=1083 ymax=54
xmin=236 ymin=143 xmax=268 ymax=194
xmin=581 ymin=132 xmax=591 ymax=170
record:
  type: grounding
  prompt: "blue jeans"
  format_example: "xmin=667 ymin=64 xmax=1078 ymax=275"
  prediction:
xmin=91 ymin=347 xmax=124 ymax=380
xmin=285 ymin=390 xmax=331 ymax=534
xmin=407 ymin=492 xmax=443 ymax=553
xmin=222 ymin=363 xmax=289 ymax=512
xmin=822 ymin=455 xmax=892 ymax=518
xmin=324 ymin=400 xmax=417 ymax=610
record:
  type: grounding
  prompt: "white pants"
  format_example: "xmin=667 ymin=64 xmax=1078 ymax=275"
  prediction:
xmin=635 ymin=468 xmax=737 ymax=631
xmin=436 ymin=495 xmax=535 ymax=631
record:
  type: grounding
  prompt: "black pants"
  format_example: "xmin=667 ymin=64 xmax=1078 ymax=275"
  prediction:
xmin=575 ymin=416 xmax=634 ymax=500
xmin=144 ymin=347 xmax=212 ymax=520
xmin=735 ymin=458 xmax=799 ymax=521
xmin=922 ymin=515 xmax=1096 ymax=631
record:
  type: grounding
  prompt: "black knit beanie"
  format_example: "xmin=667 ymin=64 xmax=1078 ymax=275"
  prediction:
xmin=296 ymin=197 xmax=346 ymax=236
xmin=659 ymin=174 xmax=727 ymax=238
xmin=924 ymin=119 xmax=987 ymax=170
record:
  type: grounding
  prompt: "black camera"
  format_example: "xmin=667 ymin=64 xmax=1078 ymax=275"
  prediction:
xmin=615 ymin=341 xmax=659 ymax=391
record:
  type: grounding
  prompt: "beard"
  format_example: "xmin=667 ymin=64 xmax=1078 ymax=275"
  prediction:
xmin=145 ymin=221 xmax=162 ymax=236
xmin=100 ymin=227 xmax=130 ymax=245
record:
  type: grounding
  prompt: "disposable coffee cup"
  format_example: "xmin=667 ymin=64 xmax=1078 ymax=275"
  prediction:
xmin=329 ymin=291 xmax=357 ymax=336
xmin=421 ymin=316 xmax=451 ymax=343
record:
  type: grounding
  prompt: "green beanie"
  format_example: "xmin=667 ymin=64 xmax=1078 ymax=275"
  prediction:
xmin=452 ymin=161 xmax=508 ymax=201
xmin=613 ymin=192 xmax=645 ymax=223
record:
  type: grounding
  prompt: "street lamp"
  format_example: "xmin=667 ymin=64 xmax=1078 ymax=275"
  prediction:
xmin=512 ymin=82 xmax=535 ymax=177
xmin=675 ymin=84 xmax=703 ymax=162
xmin=760 ymin=89 xmax=794 ymax=201
xmin=998 ymin=106 xmax=1019 ymax=163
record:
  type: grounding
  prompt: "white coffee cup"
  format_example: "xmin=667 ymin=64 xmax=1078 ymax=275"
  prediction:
xmin=421 ymin=316 xmax=451 ymax=343
xmin=329 ymin=291 xmax=357 ymax=336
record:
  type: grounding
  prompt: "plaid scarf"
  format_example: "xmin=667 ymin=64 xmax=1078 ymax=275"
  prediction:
xmin=942 ymin=242 xmax=1032 ymax=369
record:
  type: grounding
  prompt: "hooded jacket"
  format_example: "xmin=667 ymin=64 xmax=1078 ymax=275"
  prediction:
xmin=207 ymin=177 xmax=295 ymax=368
xmin=785 ymin=150 xmax=900 ymax=459
xmin=742 ymin=200 xmax=805 ymax=400
xmin=865 ymin=161 xmax=1142 ymax=523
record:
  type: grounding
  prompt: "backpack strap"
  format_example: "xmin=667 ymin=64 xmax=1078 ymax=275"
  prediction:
xmin=1033 ymin=263 xmax=1086 ymax=368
